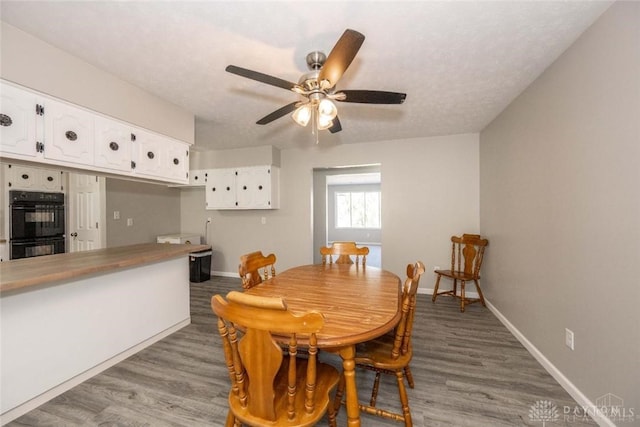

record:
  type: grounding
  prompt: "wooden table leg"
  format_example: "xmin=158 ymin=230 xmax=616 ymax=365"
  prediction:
xmin=339 ymin=345 xmax=360 ymax=427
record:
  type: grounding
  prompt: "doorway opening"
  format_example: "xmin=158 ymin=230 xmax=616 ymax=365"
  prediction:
xmin=312 ymin=165 xmax=381 ymax=267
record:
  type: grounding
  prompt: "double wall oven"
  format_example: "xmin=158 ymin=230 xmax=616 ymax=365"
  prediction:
xmin=9 ymin=190 xmax=66 ymax=259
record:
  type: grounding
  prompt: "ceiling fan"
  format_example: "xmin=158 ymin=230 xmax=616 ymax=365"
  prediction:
xmin=225 ymin=29 xmax=406 ymax=136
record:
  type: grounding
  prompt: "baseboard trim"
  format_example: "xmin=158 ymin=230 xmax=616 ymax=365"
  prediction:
xmin=211 ymin=270 xmax=237 ymax=278
xmin=0 ymin=318 xmax=191 ymax=425
xmin=485 ymin=300 xmax=614 ymax=427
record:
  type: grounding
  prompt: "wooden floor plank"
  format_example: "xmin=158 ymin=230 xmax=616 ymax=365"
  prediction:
xmin=6 ymin=275 xmax=595 ymax=426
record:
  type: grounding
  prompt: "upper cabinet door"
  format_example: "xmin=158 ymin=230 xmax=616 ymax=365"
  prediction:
xmin=43 ymin=98 xmax=94 ymax=165
xmin=206 ymin=168 xmax=237 ymax=209
xmin=165 ymin=139 xmax=189 ymax=183
xmin=0 ymin=82 xmax=39 ymax=158
xmin=132 ymin=128 xmax=163 ymax=178
xmin=94 ymin=116 xmax=133 ymax=173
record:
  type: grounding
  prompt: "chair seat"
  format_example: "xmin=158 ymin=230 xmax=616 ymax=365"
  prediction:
xmin=355 ymin=333 xmax=412 ymax=370
xmin=434 ymin=269 xmax=479 ymax=281
xmin=230 ymin=357 xmax=340 ymax=427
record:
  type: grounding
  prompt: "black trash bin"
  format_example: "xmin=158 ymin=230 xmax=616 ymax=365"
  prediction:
xmin=189 ymin=250 xmax=212 ymax=282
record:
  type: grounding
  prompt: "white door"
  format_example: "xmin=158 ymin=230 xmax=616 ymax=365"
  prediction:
xmin=68 ymin=173 xmax=105 ymax=252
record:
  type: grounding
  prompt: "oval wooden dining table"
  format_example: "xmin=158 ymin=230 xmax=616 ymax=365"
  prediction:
xmin=243 ymin=263 xmax=402 ymax=427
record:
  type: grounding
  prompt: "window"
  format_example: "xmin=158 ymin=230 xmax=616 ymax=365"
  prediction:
xmin=335 ymin=191 xmax=381 ymax=228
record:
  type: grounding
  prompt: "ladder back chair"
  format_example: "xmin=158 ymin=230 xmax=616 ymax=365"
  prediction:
xmin=238 ymin=251 xmax=276 ymax=290
xmin=432 ymin=234 xmax=489 ymax=312
xmin=320 ymin=241 xmax=369 ymax=266
xmin=212 ymin=291 xmax=340 ymax=427
xmin=334 ymin=261 xmax=425 ymax=426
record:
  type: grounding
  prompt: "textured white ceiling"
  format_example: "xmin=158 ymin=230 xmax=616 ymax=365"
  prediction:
xmin=0 ymin=1 xmax=611 ymax=151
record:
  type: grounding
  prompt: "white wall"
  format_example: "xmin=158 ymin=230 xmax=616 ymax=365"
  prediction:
xmin=480 ymin=1 xmax=639 ymax=417
xmin=181 ymin=133 xmax=480 ymax=279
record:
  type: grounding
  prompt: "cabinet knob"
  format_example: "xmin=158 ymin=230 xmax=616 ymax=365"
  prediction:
xmin=243 ymin=185 xmax=247 ymax=190
xmin=21 ymin=174 xmax=29 ymax=180
xmin=226 ymin=186 xmax=231 ymax=191
xmin=0 ymin=113 xmax=12 ymax=127
xmin=173 ymin=158 xmax=179 ymax=165
xmin=109 ymin=141 xmax=119 ymax=151
xmin=47 ymin=176 xmax=53 ymax=182
xmin=147 ymin=151 xmax=155 ymax=159
xmin=258 ymin=185 xmax=263 ymax=190
xmin=212 ymin=187 xmax=216 ymax=191
xmin=65 ymin=131 xmax=78 ymax=141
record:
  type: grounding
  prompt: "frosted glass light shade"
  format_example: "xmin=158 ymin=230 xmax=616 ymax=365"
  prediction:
xmin=292 ymin=105 xmax=311 ymax=126
xmin=318 ymin=99 xmax=337 ymax=120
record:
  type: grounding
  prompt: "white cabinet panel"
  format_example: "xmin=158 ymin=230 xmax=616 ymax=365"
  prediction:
xmin=132 ymin=129 xmax=163 ymax=178
xmin=94 ymin=116 xmax=133 ymax=173
xmin=189 ymin=169 xmax=207 ymax=186
xmin=206 ymin=166 xmax=279 ymax=210
xmin=165 ymin=140 xmax=189 ymax=182
xmin=0 ymin=82 xmax=39 ymax=158
xmin=206 ymin=168 xmax=237 ymax=209
xmin=4 ymin=164 xmax=63 ymax=192
xmin=43 ymin=98 xmax=94 ymax=165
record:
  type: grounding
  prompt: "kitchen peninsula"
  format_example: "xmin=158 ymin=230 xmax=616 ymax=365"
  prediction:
xmin=0 ymin=243 xmax=210 ymax=423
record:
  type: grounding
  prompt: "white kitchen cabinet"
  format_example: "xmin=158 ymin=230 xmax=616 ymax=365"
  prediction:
xmin=94 ymin=116 xmax=133 ymax=173
xmin=206 ymin=168 xmax=237 ymax=209
xmin=206 ymin=165 xmax=279 ymax=210
xmin=188 ymin=169 xmax=207 ymax=186
xmin=164 ymin=139 xmax=189 ymax=183
xmin=3 ymin=163 xmax=64 ymax=192
xmin=43 ymin=97 xmax=95 ymax=166
xmin=132 ymin=128 xmax=163 ymax=178
xmin=0 ymin=81 xmax=39 ymax=158
xmin=131 ymin=129 xmax=188 ymax=183
xmin=0 ymin=80 xmax=190 ymax=185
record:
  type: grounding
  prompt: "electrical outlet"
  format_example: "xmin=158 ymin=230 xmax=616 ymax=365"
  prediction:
xmin=261 ymin=217 xmax=267 ymax=225
xmin=113 ymin=211 xmax=120 ymax=220
xmin=433 ymin=265 xmax=441 ymax=272
xmin=127 ymin=218 xmax=133 ymax=227
xmin=565 ymin=328 xmax=574 ymax=350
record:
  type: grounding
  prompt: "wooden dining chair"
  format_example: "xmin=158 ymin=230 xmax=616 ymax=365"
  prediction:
xmin=432 ymin=233 xmax=489 ymax=312
xmin=212 ymin=291 xmax=340 ymax=427
xmin=320 ymin=241 xmax=369 ymax=266
xmin=333 ymin=260 xmax=425 ymax=426
xmin=238 ymin=251 xmax=276 ymax=290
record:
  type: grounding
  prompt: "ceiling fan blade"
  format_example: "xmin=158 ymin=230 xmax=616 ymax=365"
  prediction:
xmin=328 ymin=116 xmax=342 ymax=134
xmin=226 ymin=65 xmax=298 ymax=91
xmin=256 ymin=102 xmax=300 ymax=125
xmin=337 ymin=90 xmax=407 ymax=104
xmin=318 ymin=29 xmax=365 ymax=89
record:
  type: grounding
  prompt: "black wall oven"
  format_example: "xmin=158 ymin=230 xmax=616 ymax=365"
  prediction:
xmin=10 ymin=190 xmax=66 ymax=260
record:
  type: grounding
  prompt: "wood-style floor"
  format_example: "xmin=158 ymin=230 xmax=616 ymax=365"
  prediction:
xmin=8 ymin=275 xmax=596 ymax=426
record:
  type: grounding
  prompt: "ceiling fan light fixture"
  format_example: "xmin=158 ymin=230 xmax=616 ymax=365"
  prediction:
xmin=318 ymin=99 xmax=338 ymax=120
xmin=317 ymin=114 xmax=334 ymax=130
xmin=292 ymin=104 xmax=311 ymax=127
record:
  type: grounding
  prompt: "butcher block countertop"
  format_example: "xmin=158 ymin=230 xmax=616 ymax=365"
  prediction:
xmin=0 ymin=243 xmax=210 ymax=294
